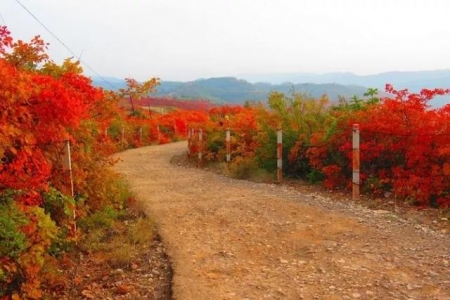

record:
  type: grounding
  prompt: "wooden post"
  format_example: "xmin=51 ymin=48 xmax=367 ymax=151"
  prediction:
xmin=62 ymin=141 xmax=76 ymax=243
xmin=353 ymin=124 xmax=360 ymax=200
xmin=198 ymin=129 xmax=203 ymax=168
xmin=277 ymin=128 xmax=283 ymax=183
xmin=226 ymin=128 xmax=231 ymax=168
xmin=187 ymin=127 xmax=191 ymax=158
xmin=157 ymin=125 xmax=160 ymax=143
xmin=139 ymin=127 xmax=143 ymax=144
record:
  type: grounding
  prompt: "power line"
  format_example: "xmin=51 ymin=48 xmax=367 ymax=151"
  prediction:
xmin=13 ymin=0 xmax=117 ymax=90
xmin=0 ymin=12 xmax=6 ymax=25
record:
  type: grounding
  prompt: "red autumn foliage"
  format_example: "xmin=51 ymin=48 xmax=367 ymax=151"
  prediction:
xmin=199 ymin=88 xmax=450 ymax=208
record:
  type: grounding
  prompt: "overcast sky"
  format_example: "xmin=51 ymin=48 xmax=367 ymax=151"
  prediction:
xmin=2 ymin=0 xmax=450 ymax=81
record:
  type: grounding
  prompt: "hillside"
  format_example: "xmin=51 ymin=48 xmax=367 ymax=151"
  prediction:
xmin=92 ymin=76 xmax=368 ymax=104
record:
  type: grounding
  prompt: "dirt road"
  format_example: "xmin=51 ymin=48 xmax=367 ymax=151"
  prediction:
xmin=115 ymin=142 xmax=450 ymax=300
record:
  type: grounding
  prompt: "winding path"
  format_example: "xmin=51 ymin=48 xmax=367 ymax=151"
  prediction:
xmin=115 ymin=142 xmax=450 ymax=300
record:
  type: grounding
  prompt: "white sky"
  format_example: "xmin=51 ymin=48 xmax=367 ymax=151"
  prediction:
xmin=2 ymin=0 xmax=450 ymax=81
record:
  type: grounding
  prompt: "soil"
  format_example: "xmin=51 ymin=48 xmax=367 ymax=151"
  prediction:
xmin=53 ymin=234 xmax=172 ymax=300
xmin=114 ymin=141 xmax=450 ymax=300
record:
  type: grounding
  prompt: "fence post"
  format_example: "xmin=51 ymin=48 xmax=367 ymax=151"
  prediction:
xmin=353 ymin=124 xmax=360 ymax=200
xmin=62 ymin=140 xmax=76 ymax=243
xmin=139 ymin=127 xmax=143 ymax=144
xmin=157 ymin=125 xmax=160 ymax=143
xmin=226 ymin=128 xmax=231 ymax=168
xmin=198 ymin=129 xmax=203 ymax=168
xmin=277 ymin=128 xmax=283 ymax=183
xmin=187 ymin=127 xmax=191 ymax=158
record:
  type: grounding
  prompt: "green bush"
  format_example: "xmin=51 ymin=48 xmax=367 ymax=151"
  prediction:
xmin=0 ymin=197 xmax=27 ymax=259
xmin=43 ymin=188 xmax=74 ymax=227
xmin=306 ymin=169 xmax=325 ymax=184
xmin=78 ymin=206 xmax=118 ymax=230
xmin=108 ymin=178 xmax=134 ymax=210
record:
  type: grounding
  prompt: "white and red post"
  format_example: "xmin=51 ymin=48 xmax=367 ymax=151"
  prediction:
xmin=352 ymin=124 xmax=360 ymax=200
xmin=157 ymin=125 xmax=160 ymax=142
xmin=277 ymin=128 xmax=283 ymax=183
xmin=226 ymin=128 xmax=231 ymax=168
xmin=187 ymin=127 xmax=191 ymax=157
xmin=198 ymin=129 xmax=203 ymax=168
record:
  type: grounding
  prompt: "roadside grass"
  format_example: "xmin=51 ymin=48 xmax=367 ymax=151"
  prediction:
xmin=41 ymin=179 xmax=168 ymax=299
xmin=77 ymin=199 xmax=156 ymax=269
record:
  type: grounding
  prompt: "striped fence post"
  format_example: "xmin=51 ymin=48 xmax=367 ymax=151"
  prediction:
xmin=353 ymin=124 xmax=360 ymax=200
xmin=277 ymin=128 xmax=283 ymax=182
xmin=226 ymin=128 xmax=231 ymax=168
xmin=187 ymin=127 xmax=191 ymax=157
xmin=198 ymin=129 xmax=203 ymax=168
xmin=157 ymin=125 xmax=160 ymax=142
xmin=191 ymin=128 xmax=195 ymax=155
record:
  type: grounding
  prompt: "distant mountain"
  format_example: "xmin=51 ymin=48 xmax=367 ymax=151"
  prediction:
xmin=240 ymin=69 xmax=450 ymax=107
xmin=91 ymin=76 xmax=128 ymax=90
xmin=91 ymin=76 xmax=368 ymax=104
xmin=156 ymin=77 xmax=266 ymax=103
xmin=92 ymin=70 xmax=450 ymax=106
xmin=240 ymin=69 xmax=450 ymax=89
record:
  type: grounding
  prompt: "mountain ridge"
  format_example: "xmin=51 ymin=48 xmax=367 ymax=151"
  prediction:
xmin=92 ymin=76 xmax=369 ymax=104
xmin=91 ymin=69 xmax=450 ymax=107
xmin=239 ymin=69 xmax=450 ymax=90
xmin=238 ymin=69 xmax=450 ymax=107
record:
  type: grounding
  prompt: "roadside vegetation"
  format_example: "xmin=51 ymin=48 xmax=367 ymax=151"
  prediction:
xmin=0 ymin=28 xmax=182 ymax=299
xmin=192 ymin=87 xmax=450 ymax=212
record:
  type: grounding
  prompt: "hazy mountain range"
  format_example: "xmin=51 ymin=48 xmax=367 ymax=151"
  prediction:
xmin=92 ymin=69 xmax=450 ymax=107
xmin=239 ymin=69 xmax=450 ymax=107
xmin=240 ymin=69 xmax=450 ymax=92
xmin=156 ymin=78 xmax=370 ymax=104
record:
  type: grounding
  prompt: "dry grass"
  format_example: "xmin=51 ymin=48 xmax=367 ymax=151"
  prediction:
xmin=105 ymin=216 xmax=155 ymax=268
xmin=78 ymin=198 xmax=156 ymax=269
xmin=128 ymin=217 xmax=155 ymax=245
